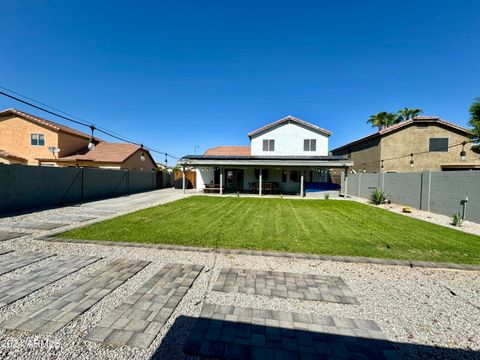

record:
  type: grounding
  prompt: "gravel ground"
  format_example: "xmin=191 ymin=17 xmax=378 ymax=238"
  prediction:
xmin=349 ymin=195 xmax=480 ymax=237
xmin=0 ymin=190 xmax=479 ymax=359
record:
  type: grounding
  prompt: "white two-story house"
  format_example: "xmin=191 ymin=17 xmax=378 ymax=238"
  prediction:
xmin=180 ymin=115 xmax=353 ymax=196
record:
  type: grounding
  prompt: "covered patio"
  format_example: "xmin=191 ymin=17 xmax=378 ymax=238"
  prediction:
xmin=178 ymin=155 xmax=353 ymax=197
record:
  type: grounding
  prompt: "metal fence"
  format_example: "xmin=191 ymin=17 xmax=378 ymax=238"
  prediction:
xmin=0 ymin=164 xmax=156 ymax=214
xmin=343 ymin=171 xmax=480 ymax=223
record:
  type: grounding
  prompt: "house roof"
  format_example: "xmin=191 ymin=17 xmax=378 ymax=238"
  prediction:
xmin=38 ymin=142 xmax=155 ymax=164
xmin=0 ymin=149 xmax=27 ymax=162
xmin=204 ymin=146 xmax=251 ymax=156
xmin=0 ymin=108 xmax=97 ymax=140
xmin=248 ymin=115 xmax=332 ymax=138
xmin=331 ymin=116 xmax=472 ymax=152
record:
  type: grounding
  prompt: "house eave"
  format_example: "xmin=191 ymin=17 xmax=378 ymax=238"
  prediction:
xmin=179 ymin=156 xmax=353 ymax=168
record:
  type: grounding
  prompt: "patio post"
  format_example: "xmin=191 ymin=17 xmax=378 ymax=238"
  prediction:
xmin=344 ymin=167 xmax=349 ymax=197
xmin=182 ymin=165 xmax=186 ymax=194
xmin=300 ymin=170 xmax=304 ymax=197
xmin=259 ymin=169 xmax=262 ymax=196
xmin=220 ymin=168 xmax=223 ymax=195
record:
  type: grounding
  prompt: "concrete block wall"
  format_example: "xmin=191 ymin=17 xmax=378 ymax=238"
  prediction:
xmin=0 ymin=164 xmax=156 ymax=214
xmin=345 ymin=171 xmax=480 ymax=223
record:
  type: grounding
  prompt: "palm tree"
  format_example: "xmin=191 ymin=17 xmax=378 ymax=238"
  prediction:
xmin=398 ymin=108 xmax=423 ymax=121
xmin=367 ymin=112 xmax=400 ymax=131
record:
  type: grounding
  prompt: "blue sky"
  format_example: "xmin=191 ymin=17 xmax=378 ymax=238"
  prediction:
xmin=1 ymin=1 xmax=479 ymax=162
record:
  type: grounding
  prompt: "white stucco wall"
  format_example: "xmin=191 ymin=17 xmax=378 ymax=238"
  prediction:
xmin=250 ymin=122 xmax=329 ymax=156
xmin=196 ymin=167 xmax=215 ymax=190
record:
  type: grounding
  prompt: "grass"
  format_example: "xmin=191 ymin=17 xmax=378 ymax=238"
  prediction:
xmin=59 ymin=196 xmax=480 ymax=265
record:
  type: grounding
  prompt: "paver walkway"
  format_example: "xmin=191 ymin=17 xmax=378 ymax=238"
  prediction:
xmin=0 ymin=252 xmax=55 ymax=276
xmin=0 ymin=231 xmax=29 ymax=242
xmin=213 ymin=268 xmax=358 ymax=304
xmin=1 ymin=259 xmax=149 ymax=335
xmin=41 ymin=215 xmax=97 ymax=223
xmin=0 ymin=249 xmax=12 ymax=256
xmin=184 ymin=303 xmax=399 ymax=359
xmin=84 ymin=263 xmax=203 ymax=349
xmin=7 ymin=222 xmax=68 ymax=231
xmin=0 ymin=255 xmax=100 ymax=308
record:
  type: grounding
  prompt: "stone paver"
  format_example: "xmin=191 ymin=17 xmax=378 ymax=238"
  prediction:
xmin=0 ymin=249 xmax=13 ymax=256
xmin=213 ymin=268 xmax=358 ymax=304
xmin=84 ymin=263 xmax=204 ymax=349
xmin=184 ymin=303 xmax=399 ymax=359
xmin=0 ymin=255 xmax=100 ymax=308
xmin=7 ymin=222 xmax=68 ymax=231
xmin=0 ymin=231 xmax=29 ymax=242
xmin=0 ymin=252 xmax=55 ymax=276
xmin=1 ymin=259 xmax=149 ymax=334
xmin=41 ymin=215 xmax=97 ymax=223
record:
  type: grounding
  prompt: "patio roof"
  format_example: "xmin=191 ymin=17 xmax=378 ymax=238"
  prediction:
xmin=180 ymin=155 xmax=353 ymax=167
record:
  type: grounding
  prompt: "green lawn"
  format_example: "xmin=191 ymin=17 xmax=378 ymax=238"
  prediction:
xmin=59 ymin=196 xmax=480 ymax=265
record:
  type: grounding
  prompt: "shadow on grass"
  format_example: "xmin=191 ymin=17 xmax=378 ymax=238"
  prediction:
xmin=151 ymin=315 xmax=479 ymax=360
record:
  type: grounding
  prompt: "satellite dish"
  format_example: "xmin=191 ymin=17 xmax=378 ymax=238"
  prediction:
xmin=48 ymin=147 xmax=60 ymax=154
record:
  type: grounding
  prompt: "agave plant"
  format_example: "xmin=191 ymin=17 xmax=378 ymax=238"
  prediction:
xmin=368 ymin=188 xmax=389 ymax=205
xmin=451 ymin=212 xmax=463 ymax=227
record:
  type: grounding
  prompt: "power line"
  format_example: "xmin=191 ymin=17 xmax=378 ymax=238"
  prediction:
xmin=0 ymin=87 xmax=179 ymax=160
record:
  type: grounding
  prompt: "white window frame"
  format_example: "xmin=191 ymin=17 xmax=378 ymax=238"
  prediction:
xmin=262 ymin=139 xmax=275 ymax=152
xmin=304 ymin=139 xmax=316 ymax=151
xmin=31 ymin=133 xmax=45 ymax=146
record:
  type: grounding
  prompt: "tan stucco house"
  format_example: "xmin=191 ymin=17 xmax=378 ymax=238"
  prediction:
xmin=0 ymin=108 xmax=156 ymax=171
xmin=331 ymin=116 xmax=480 ymax=173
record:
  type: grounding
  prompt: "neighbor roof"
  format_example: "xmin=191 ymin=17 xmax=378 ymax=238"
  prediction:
xmin=0 ymin=149 xmax=27 ymax=162
xmin=204 ymin=146 xmax=251 ymax=156
xmin=332 ymin=116 xmax=472 ymax=152
xmin=0 ymin=108 xmax=97 ymax=140
xmin=248 ymin=115 xmax=332 ymax=138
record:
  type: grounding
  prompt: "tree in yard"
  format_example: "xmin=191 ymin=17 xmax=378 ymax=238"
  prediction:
xmin=397 ymin=108 xmax=423 ymax=121
xmin=469 ymin=97 xmax=480 ymax=147
xmin=367 ymin=112 xmax=400 ymax=131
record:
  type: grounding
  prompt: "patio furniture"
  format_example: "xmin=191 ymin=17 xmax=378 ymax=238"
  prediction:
xmin=203 ymin=184 xmax=224 ymax=193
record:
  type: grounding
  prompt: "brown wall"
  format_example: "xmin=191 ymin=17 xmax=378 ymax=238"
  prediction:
xmin=380 ymin=124 xmax=480 ymax=172
xmin=332 ymin=137 xmax=381 ymax=173
xmin=0 ymin=115 xmax=59 ymax=165
xmin=57 ymin=131 xmax=90 ymax=158
xmin=122 ymin=149 xmax=156 ymax=171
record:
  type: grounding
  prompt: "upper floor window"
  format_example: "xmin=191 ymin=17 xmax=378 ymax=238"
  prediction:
xmin=304 ymin=139 xmax=317 ymax=151
xmin=262 ymin=139 xmax=275 ymax=151
xmin=31 ymin=134 xmax=45 ymax=146
xmin=429 ymin=138 xmax=448 ymax=152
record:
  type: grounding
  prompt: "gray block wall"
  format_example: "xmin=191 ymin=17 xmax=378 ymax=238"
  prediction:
xmin=345 ymin=171 xmax=480 ymax=223
xmin=0 ymin=165 xmax=156 ymax=214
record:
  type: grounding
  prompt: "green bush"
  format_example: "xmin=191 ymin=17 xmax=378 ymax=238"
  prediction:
xmin=451 ymin=212 xmax=463 ymax=227
xmin=369 ymin=188 xmax=389 ymax=205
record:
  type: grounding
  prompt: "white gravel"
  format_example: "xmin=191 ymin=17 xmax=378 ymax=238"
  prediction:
xmin=0 ymin=190 xmax=479 ymax=359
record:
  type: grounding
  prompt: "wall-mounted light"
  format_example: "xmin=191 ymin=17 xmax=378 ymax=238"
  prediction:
xmin=460 ymin=141 xmax=467 ymax=161
xmin=88 ymin=125 xmax=96 ymax=151
xmin=409 ymin=153 xmax=414 ymax=168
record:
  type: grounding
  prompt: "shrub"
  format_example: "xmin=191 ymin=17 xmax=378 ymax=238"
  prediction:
xmin=324 ymin=193 xmax=330 ymax=200
xmin=451 ymin=212 xmax=463 ymax=227
xmin=369 ymin=188 xmax=389 ymax=205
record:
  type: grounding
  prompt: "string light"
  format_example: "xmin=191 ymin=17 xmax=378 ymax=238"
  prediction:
xmin=140 ymin=144 xmax=145 ymax=162
xmin=409 ymin=153 xmax=414 ymax=168
xmin=380 ymin=159 xmax=384 ymax=170
xmin=87 ymin=125 xmax=96 ymax=151
xmin=460 ymin=141 xmax=467 ymax=161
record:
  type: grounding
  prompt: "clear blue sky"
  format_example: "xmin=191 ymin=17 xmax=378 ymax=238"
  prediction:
xmin=1 ymin=1 xmax=479 ymax=162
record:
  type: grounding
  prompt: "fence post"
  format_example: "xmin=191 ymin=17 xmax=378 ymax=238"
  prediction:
xmin=81 ymin=168 xmax=85 ymax=203
xmin=358 ymin=173 xmax=362 ymax=197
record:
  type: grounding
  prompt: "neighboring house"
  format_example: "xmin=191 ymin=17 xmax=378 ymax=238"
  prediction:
xmin=332 ymin=116 xmax=480 ymax=173
xmin=180 ymin=115 xmax=352 ymax=195
xmin=0 ymin=108 xmax=156 ymax=171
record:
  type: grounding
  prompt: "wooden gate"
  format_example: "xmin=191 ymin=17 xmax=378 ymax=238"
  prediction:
xmin=174 ymin=170 xmax=196 ymax=189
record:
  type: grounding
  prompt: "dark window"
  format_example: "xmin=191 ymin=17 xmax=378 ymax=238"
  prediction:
xmin=282 ymin=170 xmax=287 ymax=183
xmin=429 ymin=138 xmax=449 ymax=152
xmin=347 ymin=149 xmax=352 ymax=159
xmin=290 ymin=170 xmax=299 ymax=182
xmin=262 ymin=139 xmax=275 ymax=151
xmin=31 ymin=134 xmax=45 ymax=146
xmin=254 ymin=169 xmax=268 ymax=180
xmin=304 ymin=139 xmax=317 ymax=151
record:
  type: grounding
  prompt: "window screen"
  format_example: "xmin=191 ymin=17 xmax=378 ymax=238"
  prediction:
xmin=429 ymin=138 xmax=448 ymax=152
xmin=262 ymin=139 xmax=275 ymax=151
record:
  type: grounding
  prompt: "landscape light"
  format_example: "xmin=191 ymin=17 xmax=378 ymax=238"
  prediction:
xmin=88 ymin=125 xmax=96 ymax=151
xmin=460 ymin=142 xmax=467 ymax=161
xmin=409 ymin=153 xmax=414 ymax=168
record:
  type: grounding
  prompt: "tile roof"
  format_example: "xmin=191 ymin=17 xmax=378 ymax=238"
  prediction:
xmin=332 ymin=116 xmax=472 ymax=152
xmin=0 ymin=149 xmax=27 ymax=162
xmin=248 ymin=115 xmax=332 ymax=138
xmin=0 ymin=108 xmax=95 ymax=140
xmin=59 ymin=142 xmax=146 ymax=163
xmin=204 ymin=146 xmax=251 ymax=156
